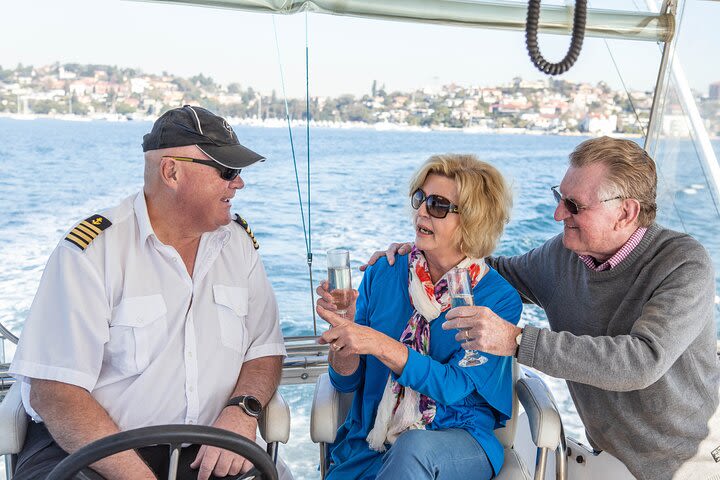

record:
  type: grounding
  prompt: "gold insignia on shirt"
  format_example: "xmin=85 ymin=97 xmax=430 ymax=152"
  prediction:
xmin=64 ymin=214 xmax=112 ymax=251
xmin=234 ymin=214 xmax=259 ymax=250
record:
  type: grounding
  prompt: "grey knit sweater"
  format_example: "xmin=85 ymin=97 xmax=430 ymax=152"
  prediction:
xmin=490 ymin=224 xmax=720 ymax=480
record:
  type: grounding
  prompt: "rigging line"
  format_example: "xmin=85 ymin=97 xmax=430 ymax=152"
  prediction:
xmin=621 ymin=0 xmax=688 ymax=233
xmin=646 ymin=0 xmax=720 ymax=220
xmin=603 ymin=39 xmax=646 ymax=139
xmin=304 ymin=10 xmax=317 ymax=335
xmin=272 ymin=16 xmax=318 ymax=334
xmin=660 ymin=46 xmax=720 ymax=219
xmin=272 ymin=17 xmax=309 ymax=253
xmin=601 ymin=37 xmax=689 ymax=230
xmin=645 ymin=36 xmax=688 ymax=233
xmin=305 ymin=10 xmax=312 ymax=257
xmin=654 ymin=144 xmax=688 ymax=234
xmin=644 ymin=0 xmax=691 ymax=232
xmin=686 ymin=123 xmax=720 ymax=219
xmin=603 ymin=35 xmax=685 ymax=229
xmin=304 ymin=10 xmax=317 ymax=336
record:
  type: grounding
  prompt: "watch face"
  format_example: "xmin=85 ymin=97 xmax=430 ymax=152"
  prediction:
xmin=244 ymin=396 xmax=262 ymax=415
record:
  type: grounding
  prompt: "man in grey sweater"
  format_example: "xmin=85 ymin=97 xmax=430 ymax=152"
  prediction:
xmin=371 ymin=137 xmax=720 ymax=479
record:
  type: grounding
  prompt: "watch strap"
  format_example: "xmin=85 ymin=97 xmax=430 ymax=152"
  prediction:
xmin=226 ymin=395 xmax=262 ymax=418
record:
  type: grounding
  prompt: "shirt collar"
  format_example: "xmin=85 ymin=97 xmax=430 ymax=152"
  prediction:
xmin=134 ymin=191 xmax=156 ymax=243
xmin=579 ymin=227 xmax=648 ymax=271
xmin=216 ymin=224 xmax=232 ymax=245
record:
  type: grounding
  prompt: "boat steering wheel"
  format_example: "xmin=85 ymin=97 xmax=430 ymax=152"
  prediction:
xmin=46 ymin=424 xmax=278 ymax=480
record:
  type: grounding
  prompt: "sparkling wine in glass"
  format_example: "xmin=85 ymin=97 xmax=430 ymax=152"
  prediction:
xmin=446 ymin=267 xmax=488 ymax=367
xmin=327 ymin=249 xmax=352 ymax=317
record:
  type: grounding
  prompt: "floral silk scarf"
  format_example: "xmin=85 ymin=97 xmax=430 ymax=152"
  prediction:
xmin=366 ymin=246 xmax=485 ymax=451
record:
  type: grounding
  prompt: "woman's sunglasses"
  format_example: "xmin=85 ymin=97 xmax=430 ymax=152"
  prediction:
xmin=551 ymin=185 xmax=622 ymax=215
xmin=411 ymin=188 xmax=460 ymax=219
xmin=163 ymin=156 xmax=241 ymax=181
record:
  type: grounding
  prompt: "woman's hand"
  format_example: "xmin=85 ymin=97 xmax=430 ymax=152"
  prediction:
xmin=316 ymin=280 xmax=359 ymax=321
xmin=316 ymin=283 xmax=363 ymax=376
xmin=318 ymin=303 xmax=409 ymax=375
xmin=316 ymin=304 xmax=377 ymax=355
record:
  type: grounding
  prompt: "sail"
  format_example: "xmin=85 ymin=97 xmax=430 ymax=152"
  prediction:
xmin=141 ymin=0 xmax=671 ymax=41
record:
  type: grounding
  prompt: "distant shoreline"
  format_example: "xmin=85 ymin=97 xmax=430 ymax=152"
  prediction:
xmin=2 ymin=112 xmax=704 ymax=140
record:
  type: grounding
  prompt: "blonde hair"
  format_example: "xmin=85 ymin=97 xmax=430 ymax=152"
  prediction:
xmin=408 ymin=154 xmax=512 ymax=258
xmin=569 ymin=136 xmax=657 ymax=227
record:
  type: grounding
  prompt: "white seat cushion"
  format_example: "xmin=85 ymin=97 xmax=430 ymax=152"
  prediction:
xmin=0 ymin=383 xmax=28 ymax=455
xmin=258 ymin=390 xmax=291 ymax=444
xmin=311 ymin=373 xmax=353 ymax=444
xmin=495 ymin=446 xmax=532 ymax=480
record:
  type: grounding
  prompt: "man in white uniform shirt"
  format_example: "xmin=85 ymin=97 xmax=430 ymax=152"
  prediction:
xmin=10 ymin=105 xmax=288 ymax=480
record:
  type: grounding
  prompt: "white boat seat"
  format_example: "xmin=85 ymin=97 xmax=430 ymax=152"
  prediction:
xmin=0 ymin=382 xmax=290 ymax=471
xmin=259 ymin=389 xmax=292 ymax=445
xmin=515 ymin=377 xmax=561 ymax=450
xmin=496 ymin=447 xmax=531 ymax=480
xmin=310 ymin=373 xmax=353 ymax=444
xmin=310 ymin=359 xmax=562 ymax=480
xmin=0 ymin=383 xmax=26 ymax=455
xmin=494 ymin=368 xmax=562 ymax=480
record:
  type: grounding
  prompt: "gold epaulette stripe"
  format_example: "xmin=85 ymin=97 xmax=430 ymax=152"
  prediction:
xmin=70 ymin=227 xmax=94 ymax=244
xmin=65 ymin=232 xmax=89 ymax=250
xmin=64 ymin=214 xmax=112 ymax=251
xmin=80 ymin=220 xmax=102 ymax=235
xmin=75 ymin=223 xmax=97 ymax=238
xmin=234 ymin=214 xmax=259 ymax=250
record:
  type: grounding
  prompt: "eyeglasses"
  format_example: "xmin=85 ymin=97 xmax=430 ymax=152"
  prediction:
xmin=411 ymin=188 xmax=460 ymax=219
xmin=163 ymin=156 xmax=241 ymax=181
xmin=551 ymin=185 xmax=622 ymax=215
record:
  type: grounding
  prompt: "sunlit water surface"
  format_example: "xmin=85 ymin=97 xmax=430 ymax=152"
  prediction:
xmin=1 ymin=119 xmax=718 ymax=479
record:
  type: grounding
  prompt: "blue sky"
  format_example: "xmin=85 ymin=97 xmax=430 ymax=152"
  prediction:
xmin=1 ymin=0 xmax=717 ymax=98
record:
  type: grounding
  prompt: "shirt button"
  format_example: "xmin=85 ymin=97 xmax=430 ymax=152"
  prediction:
xmin=188 ymin=420 xmax=194 ymax=424
xmin=189 ymin=386 xmax=194 ymax=392
xmin=187 ymin=351 xmax=193 ymax=358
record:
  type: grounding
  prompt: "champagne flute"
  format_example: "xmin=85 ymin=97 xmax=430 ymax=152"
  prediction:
xmin=327 ymin=249 xmax=353 ymax=318
xmin=446 ymin=267 xmax=488 ymax=367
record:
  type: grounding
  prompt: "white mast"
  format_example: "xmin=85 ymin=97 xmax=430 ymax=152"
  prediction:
xmin=644 ymin=0 xmax=720 ymax=208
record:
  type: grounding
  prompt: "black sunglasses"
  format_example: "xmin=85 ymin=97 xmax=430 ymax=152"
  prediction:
xmin=163 ymin=156 xmax=241 ymax=181
xmin=551 ymin=185 xmax=621 ymax=215
xmin=411 ymin=188 xmax=460 ymax=219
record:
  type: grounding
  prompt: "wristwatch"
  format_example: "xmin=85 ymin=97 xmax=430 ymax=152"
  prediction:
xmin=226 ymin=395 xmax=263 ymax=418
xmin=514 ymin=328 xmax=524 ymax=358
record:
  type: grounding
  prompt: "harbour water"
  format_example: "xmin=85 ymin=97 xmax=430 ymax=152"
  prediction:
xmin=1 ymin=118 xmax=718 ymax=479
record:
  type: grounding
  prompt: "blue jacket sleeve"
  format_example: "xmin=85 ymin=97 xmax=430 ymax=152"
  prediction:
xmin=329 ymin=357 xmax=365 ymax=393
xmin=328 ymin=262 xmax=374 ymax=392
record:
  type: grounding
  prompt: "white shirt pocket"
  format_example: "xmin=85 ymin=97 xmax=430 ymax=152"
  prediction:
xmin=108 ymin=295 xmax=168 ymax=375
xmin=213 ymin=285 xmax=249 ymax=354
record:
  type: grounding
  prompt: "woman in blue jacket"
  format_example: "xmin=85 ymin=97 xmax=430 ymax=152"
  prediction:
xmin=316 ymin=154 xmax=522 ymax=480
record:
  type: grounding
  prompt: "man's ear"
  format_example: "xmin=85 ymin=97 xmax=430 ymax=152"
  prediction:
xmin=160 ymin=157 xmax=179 ymax=187
xmin=615 ymin=198 xmax=641 ymax=229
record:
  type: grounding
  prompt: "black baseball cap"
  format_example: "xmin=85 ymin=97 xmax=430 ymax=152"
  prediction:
xmin=142 ymin=105 xmax=265 ymax=169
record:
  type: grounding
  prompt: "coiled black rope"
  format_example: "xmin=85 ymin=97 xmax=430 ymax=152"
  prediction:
xmin=526 ymin=0 xmax=588 ymax=75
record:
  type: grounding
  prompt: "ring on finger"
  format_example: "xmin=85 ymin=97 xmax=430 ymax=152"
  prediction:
xmin=464 ymin=330 xmax=470 ymax=340
xmin=332 ymin=343 xmax=342 ymax=351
